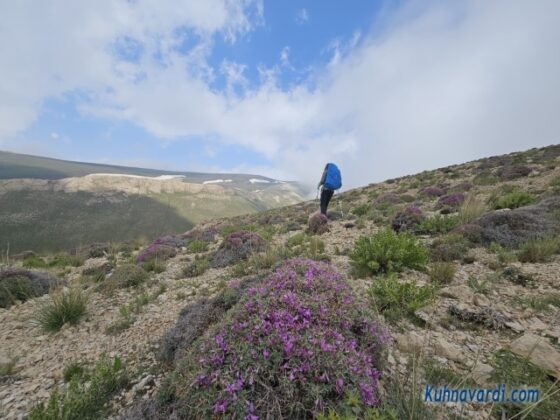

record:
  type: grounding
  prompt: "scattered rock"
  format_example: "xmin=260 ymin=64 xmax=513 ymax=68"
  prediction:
xmin=440 ymin=285 xmax=474 ymax=302
xmin=433 ymin=338 xmax=465 ymax=363
xmin=470 ymin=363 xmax=494 ymax=386
xmin=510 ymin=333 xmax=560 ymax=378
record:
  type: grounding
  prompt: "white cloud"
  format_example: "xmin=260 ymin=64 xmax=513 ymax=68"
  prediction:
xmin=2 ymin=0 xmax=560 ymax=190
xmin=50 ymin=132 xmax=59 ymax=139
xmin=280 ymin=46 xmax=290 ymax=67
xmin=295 ymin=8 xmax=309 ymax=25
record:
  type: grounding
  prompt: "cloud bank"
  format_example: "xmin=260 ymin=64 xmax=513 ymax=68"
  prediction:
xmin=1 ymin=0 xmax=559 ymax=188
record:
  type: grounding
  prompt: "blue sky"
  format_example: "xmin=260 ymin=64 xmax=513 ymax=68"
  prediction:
xmin=1 ymin=1 xmax=559 ymax=187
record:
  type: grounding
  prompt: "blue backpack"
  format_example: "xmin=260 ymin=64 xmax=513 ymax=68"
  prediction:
xmin=324 ymin=163 xmax=342 ymax=190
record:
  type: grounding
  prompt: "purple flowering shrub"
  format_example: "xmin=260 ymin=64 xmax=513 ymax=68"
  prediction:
xmin=166 ymin=259 xmax=388 ymax=418
xmin=210 ymin=231 xmax=267 ymax=268
xmin=391 ymin=205 xmax=425 ymax=233
xmin=135 ymin=236 xmax=182 ymax=264
xmin=419 ymin=186 xmax=446 ymax=197
xmin=436 ymin=193 xmax=465 ymax=211
xmin=308 ymin=212 xmax=329 ymax=235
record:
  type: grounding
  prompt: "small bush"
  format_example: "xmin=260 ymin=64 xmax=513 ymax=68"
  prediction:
xmin=308 ymin=212 xmax=329 ymax=235
xmin=183 ymin=257 xmax=210 ymax=278
xmin=436 ymin=193 xmax=465 ymax=211
xmin=467 ymin=276 xmax=489 ymax=295
xmin=369 ymin=274 xmax=436 ymax=322
xmin=63 ymin=361 xmax=88 ymax=382
xmin=473 ymin=171 xmax=499 ymax=186
xmin=141 ymin=259 xmax=166 ymax=273
xmin=451 ymin=223 xmax=483 ymax=242
xmin=416 ymin=214 xmax=460 ymax=234
xmin=106 ymin=264 xmax=148 ymax=289
xmin=458 ymin=195 xmax=486 ymax=223
xmin=430 ymin=234 xmax=471 ymax=262
xmin=476 ymin=195 xmax=560 ymax=247
xmin=419 ymin=186 xmax=446 ymax=197
xmin=518 ymin=237 xmax=560 ymax=263
xmin=29 ymin=356 xmax=128 ymax=420
xmin=23 ymin=255 xmax=49 ymax=268
xmin=211 ymin=231 xmax=267 ymax=268
xmin=490 ymin=349 xmax=560 ymax=419
xmin=149 ymin=259 xmax=388 ymax=418
xmin=352 ymin=204 xmax=371 ymax=216
xmin=496 ymin=165 xmax=531 ymax=180
xmin=287 ymin=232 xmax=307 ymax=248
xmin=135 ymin=242 xmax=176 ymax=264
xmin=50 ymin=253 xmax=85 ymax=268
xmin=36 ymin=288 xmax=88 ymax=332
xmin=514 ymin=295 xmax=560 ymax=313
xmin=428 ymin=262 xmax=456 ymax=284
xmin=350 ymin=228 xmax=428 ymax=276
xmin=391 ymin=206 xmax=425 ymax=233
xmin=0 ymin=355 xmax=17 ymax=377
xmin=0 ymin=268 xmax=59 ymax=309
xmin=491 ymin=190 xmax=535 ymax=210
xmin=187 ymin=240 xmax=209 ymax=254
xmin=549 ymin=176 xmax=560 ymax=190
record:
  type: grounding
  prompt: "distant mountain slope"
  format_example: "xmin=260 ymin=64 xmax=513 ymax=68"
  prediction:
xmin=0 ymin=151 xmax=307 ymax=253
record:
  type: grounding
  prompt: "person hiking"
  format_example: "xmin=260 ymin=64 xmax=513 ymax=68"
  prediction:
xmin=317 ymin=163 xmax=342 ymax=216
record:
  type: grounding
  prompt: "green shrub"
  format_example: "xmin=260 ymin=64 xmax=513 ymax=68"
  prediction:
xmin=49 ymin=253 xmax=85 ymax=268
xmin=141 ymin=260 xmax=166 ymax=273
xmin=458 ymin=195 xmax=486 ymax=224
xmin=23 ymin=255 xmax=49 ymax=268
xmin=549 ymin=176 xmax=560 ymax=190
xmin=352 ymin=204 xmax=371 ymax=216
xmin=0 ymin=355 xmax=17 ymax=377
xmin=416 ymin=214 xmax=460 ymax=234
xmin=430 ymin=234 xmax=471 ymax=262
xmin=369 ymin=274 xmax=436 ymax=322
xmin=248 ymin=247 xmax=293 ymax=270
xmin=428 ymin=262 xmax=456 ymax=284
xmin=350 ymin=229 xmax=428 ymax=276
xmin=106 ymin=264 xmax=148 ymax=289
xmin=187 ymin=240 xmax=209 ymax=253
xmin=467 ymin=276 xmax=489 ymax=295
xmin=491 ymin=190 xmax=535 ymax=210
xmin=0 ymin=275 xmax=35 ymax=308
xmin=183 ymin=257 xmax=209 ymax=278
xmin=514 ymin=295 xmax=560 ymax=313
xmin=29 ymin=356 xmax=128 ymax=420
xmin=63 ymin=362 xmax=88 ymax=382
xmin=490 ymin=349 xmax=560 ymax=419
xmin=36 ymin=288 xmax=88 ymax=332
xmin=518 ymin=237 xmax=560 ymax=263
xmin=473 ymin=171 xmax=499 ymax=186
xmin=287 ymin=232 xmax=306 ymax=247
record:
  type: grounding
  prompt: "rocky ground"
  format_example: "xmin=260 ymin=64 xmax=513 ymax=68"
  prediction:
xmin=1 ymin=144 xmax=560 ymax=419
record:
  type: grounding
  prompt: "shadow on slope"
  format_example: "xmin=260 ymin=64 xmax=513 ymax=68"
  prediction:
xmin=0 ymin=190 xmax=193 ymax=254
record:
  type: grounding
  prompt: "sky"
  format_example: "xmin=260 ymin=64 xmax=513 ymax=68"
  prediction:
xmin=1 ymin=0 xmax=559 ymax=189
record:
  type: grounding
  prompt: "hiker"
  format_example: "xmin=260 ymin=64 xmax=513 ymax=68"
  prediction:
xmin=317 ymin=163 xmax=342 ymax=216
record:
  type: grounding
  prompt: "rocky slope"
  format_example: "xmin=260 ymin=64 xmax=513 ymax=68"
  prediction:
xmin=1 ymin=144 xmax=559 ymax=419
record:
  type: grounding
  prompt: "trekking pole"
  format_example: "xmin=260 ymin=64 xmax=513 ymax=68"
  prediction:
xmin=337 ymin=190 xmax=344 ymax=218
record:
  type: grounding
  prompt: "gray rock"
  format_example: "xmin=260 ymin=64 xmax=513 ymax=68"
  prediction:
xmin=510 ymin=333 xmax=560 ymax=378
xmin=471 ymin=363 xmax=494 ymax=386
xmin=440 ymin=285 xmax=474 ymax=302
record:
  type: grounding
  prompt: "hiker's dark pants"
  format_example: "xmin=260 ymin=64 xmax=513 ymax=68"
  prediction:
xmin=320 ymin=188 xmax=334 ymax=215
